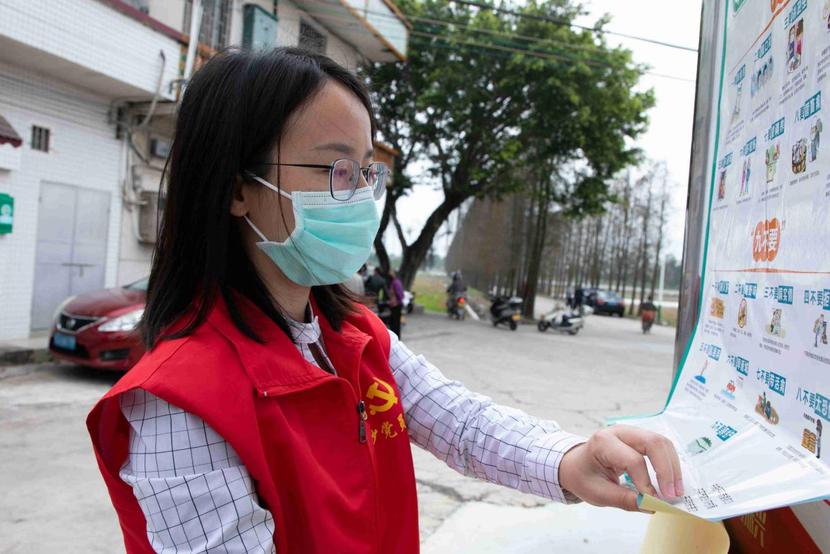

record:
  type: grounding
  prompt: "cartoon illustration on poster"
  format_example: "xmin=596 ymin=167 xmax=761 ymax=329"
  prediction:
xmin=755 ymin=392 xmax=780 ymax=425
xmin=814 ymin=313 xmax=827 ymax=347
xmin=810 ymin=119 xmax=822 ymax=161
xmin=767 ymin=308 xmax=785 ymax=337
xmin=792 ymin=138 xmax=807 ymax=174
xmin=739 ymin=157 xmax=751 ymax=197
xmin=787 ymin=18 xmax=803 ymax=72
xmin=738 ymin=298 xmax=748 ymax=328
xmin=687 ymin=436 xmax=713 ymax=456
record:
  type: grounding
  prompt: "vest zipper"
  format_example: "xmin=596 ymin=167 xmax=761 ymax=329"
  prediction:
xmin=357 ymin=400 xmax=368 ymax=443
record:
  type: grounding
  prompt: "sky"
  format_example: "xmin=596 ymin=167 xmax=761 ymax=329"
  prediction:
xmin=384 ymin=1 xmax=703 ymax=260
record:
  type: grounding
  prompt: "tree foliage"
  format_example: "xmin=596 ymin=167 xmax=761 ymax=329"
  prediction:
xmin=363 ymin=0 xmax=655 ymax=288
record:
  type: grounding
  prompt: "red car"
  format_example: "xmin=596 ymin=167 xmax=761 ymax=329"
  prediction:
xmin=49 ymin=277 xmax=147 ymax=371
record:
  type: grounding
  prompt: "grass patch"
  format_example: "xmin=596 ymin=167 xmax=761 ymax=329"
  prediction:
xmin=412 ymin=274 xmax=447 ymax=314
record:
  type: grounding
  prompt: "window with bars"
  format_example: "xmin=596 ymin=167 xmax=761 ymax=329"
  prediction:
xmin=298 ymin=20 xmax=327 ymax=54
xmin=31 ymin=126 xmax=50 ymax=152
xmin=183 ymin=0 xmax=232 ymax=50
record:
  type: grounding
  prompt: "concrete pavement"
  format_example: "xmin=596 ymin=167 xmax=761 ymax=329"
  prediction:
xmin=0 ymin=309 xmax=677 ymax=553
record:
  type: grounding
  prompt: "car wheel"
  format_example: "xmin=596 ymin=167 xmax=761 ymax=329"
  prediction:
xmin=537 ymin=321 xmax=548 ymax=332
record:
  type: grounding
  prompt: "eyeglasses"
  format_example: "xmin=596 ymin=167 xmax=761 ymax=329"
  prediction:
xmin=256 ymin=158 xmax=388 ymax=201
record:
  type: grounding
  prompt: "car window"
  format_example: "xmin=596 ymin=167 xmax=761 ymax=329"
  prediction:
xmin=124 ymin=277 xmax=149 ymax=291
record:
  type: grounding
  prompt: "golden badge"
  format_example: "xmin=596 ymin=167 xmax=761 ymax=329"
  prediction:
xmin=365 ymin=378 xmax=398 ymax=416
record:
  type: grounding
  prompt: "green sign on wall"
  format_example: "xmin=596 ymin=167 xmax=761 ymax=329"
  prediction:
xmin=0 ymin=193 xmax=13 ymax=234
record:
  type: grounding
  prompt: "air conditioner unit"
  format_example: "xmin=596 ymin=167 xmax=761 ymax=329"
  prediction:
xmin=243 ymin=4 xmax=278 ymax=50
xmin=137 ymin=190 xmax=163 ymax=244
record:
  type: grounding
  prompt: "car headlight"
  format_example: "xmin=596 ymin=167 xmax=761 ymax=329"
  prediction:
xmin=52 ymin=295 xmax=77 ymax=323
xmin=98 ymin=308 xmax=144 ymax=332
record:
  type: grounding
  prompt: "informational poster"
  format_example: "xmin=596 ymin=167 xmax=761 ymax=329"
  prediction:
xmin=622 ymin=0 xmax=830 ymax=521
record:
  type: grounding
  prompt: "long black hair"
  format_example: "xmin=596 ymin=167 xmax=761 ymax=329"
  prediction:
xmin=141 ymin=47 xmax=376 ymax=348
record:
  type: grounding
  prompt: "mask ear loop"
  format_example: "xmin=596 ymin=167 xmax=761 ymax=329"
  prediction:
xmin=243 ymin=214 xmax=270 ymax=243
xmin=248 ymin=172 xmax=293 ymax=201
xmin=242 ymin=171 xmax=293 ymax=243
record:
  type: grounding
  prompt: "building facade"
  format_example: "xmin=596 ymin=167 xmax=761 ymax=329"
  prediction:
xmin=0 ymin=0 xmax=408 ymax=341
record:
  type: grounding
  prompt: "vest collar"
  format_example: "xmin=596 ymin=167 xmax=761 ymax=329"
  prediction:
xmin=206 ymin=291 xmax=373 ymax=395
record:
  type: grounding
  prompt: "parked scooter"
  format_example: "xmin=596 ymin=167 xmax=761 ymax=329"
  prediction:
xmin=447 ymin=293 xmax=467 ymax=320
xmin=537 ymin=306 xmax=585 ymax=335
xmin=489 ymin=294 xmax=523 ymax=331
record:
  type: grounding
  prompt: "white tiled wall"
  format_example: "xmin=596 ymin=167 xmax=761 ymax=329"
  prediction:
xmin=0 ymin=0 xmax=181 ymax=100
xmin=0 ymin=61 xmax=123 ymax=340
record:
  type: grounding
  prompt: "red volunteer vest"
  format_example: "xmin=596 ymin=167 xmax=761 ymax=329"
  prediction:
xmin=87 ymin=293 xmax=420 ymax=553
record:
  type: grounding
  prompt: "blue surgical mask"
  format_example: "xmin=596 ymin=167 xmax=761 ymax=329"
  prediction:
xmin=243 ymin=174 xmax=380 ymax=286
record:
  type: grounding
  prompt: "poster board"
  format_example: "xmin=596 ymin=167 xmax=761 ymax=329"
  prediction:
xmin=620 ymin=0 xmax=830 ymax=541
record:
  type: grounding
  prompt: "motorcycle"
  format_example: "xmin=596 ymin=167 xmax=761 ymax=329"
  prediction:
xmin=489 ymin=294 xmax=523 ymax=331
xmin=537 ymin=306 xmax=585 ymax=335
xmin=641 ymin=309 xmax=657 ymax=334
xmin=447 ymin=293 xmax=467 ymax=320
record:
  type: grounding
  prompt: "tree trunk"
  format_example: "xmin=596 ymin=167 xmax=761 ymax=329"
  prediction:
xmin=522 ymin=180 xmax=550 ymax=318
xmin=636 ymin=185 xmax=653 ymax=315
xmin=649 ymin=191 xmax=668 ymax=299
xmin=398 ymin=195 xmax=464 ymax=289
xmin=373 ymin=190 xmax=400 ymax=274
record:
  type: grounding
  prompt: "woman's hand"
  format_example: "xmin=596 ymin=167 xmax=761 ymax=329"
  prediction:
xmin=558 ymin=425 xmax=684 ymax=511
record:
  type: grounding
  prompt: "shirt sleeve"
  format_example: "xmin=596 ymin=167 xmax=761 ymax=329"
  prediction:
xmin=388 ymin=330 xmax=587 ymax=504
xmin=118 ymin=389 xmax=276 ymax=553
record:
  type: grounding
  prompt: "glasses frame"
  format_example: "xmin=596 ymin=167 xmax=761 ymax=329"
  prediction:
xmin=256 ymin=158 xmax=388 ymax=201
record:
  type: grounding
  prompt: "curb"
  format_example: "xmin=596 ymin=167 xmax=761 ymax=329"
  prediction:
xmin=0 ymin=345 xmax=52 ymax=367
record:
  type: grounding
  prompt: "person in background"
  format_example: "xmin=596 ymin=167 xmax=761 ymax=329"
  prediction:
xmin=640 ymin=295 xmax=658 ymax=334
xmin=388 ymin=268 xmax=405 ymax=337
xmin=573 ymin=286 xmax=585 ymax=314
xmin=446 ymin=271 xmax=467 ymax=296
xmin=365 ymin=266 xmax=389 ymax=304
xmin=345 ymin=265 xmax=366 ymax=296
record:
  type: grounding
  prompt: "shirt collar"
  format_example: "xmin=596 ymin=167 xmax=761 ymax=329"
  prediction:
xmin=284 ymin=303 xmax=322 ymax=345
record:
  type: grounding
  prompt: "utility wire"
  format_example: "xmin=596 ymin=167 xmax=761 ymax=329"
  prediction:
xmin=408 ymin=32 xmax=695 ymax=82
xmin=307 ymin=0 xmax=697 ymax=54
xmin=300 ymin=3 xmax=697 ymax=82
xmin=448 ymin=0 xmax=698 ymax=52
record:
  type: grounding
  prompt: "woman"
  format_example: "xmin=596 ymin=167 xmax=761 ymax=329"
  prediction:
xmin=87 ymin=47 xmax=683 ymax=553
xmin=386 ymin=268 xmax=404 ymax=337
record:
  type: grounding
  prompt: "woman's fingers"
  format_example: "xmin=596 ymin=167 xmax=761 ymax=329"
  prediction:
xmin=606 ymin=434 xmax=659 ymax=497
xmin=584 ymin=473 xmax=643 ymax=512
xmin=611 ymin=426 xmax=682 ymax=498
